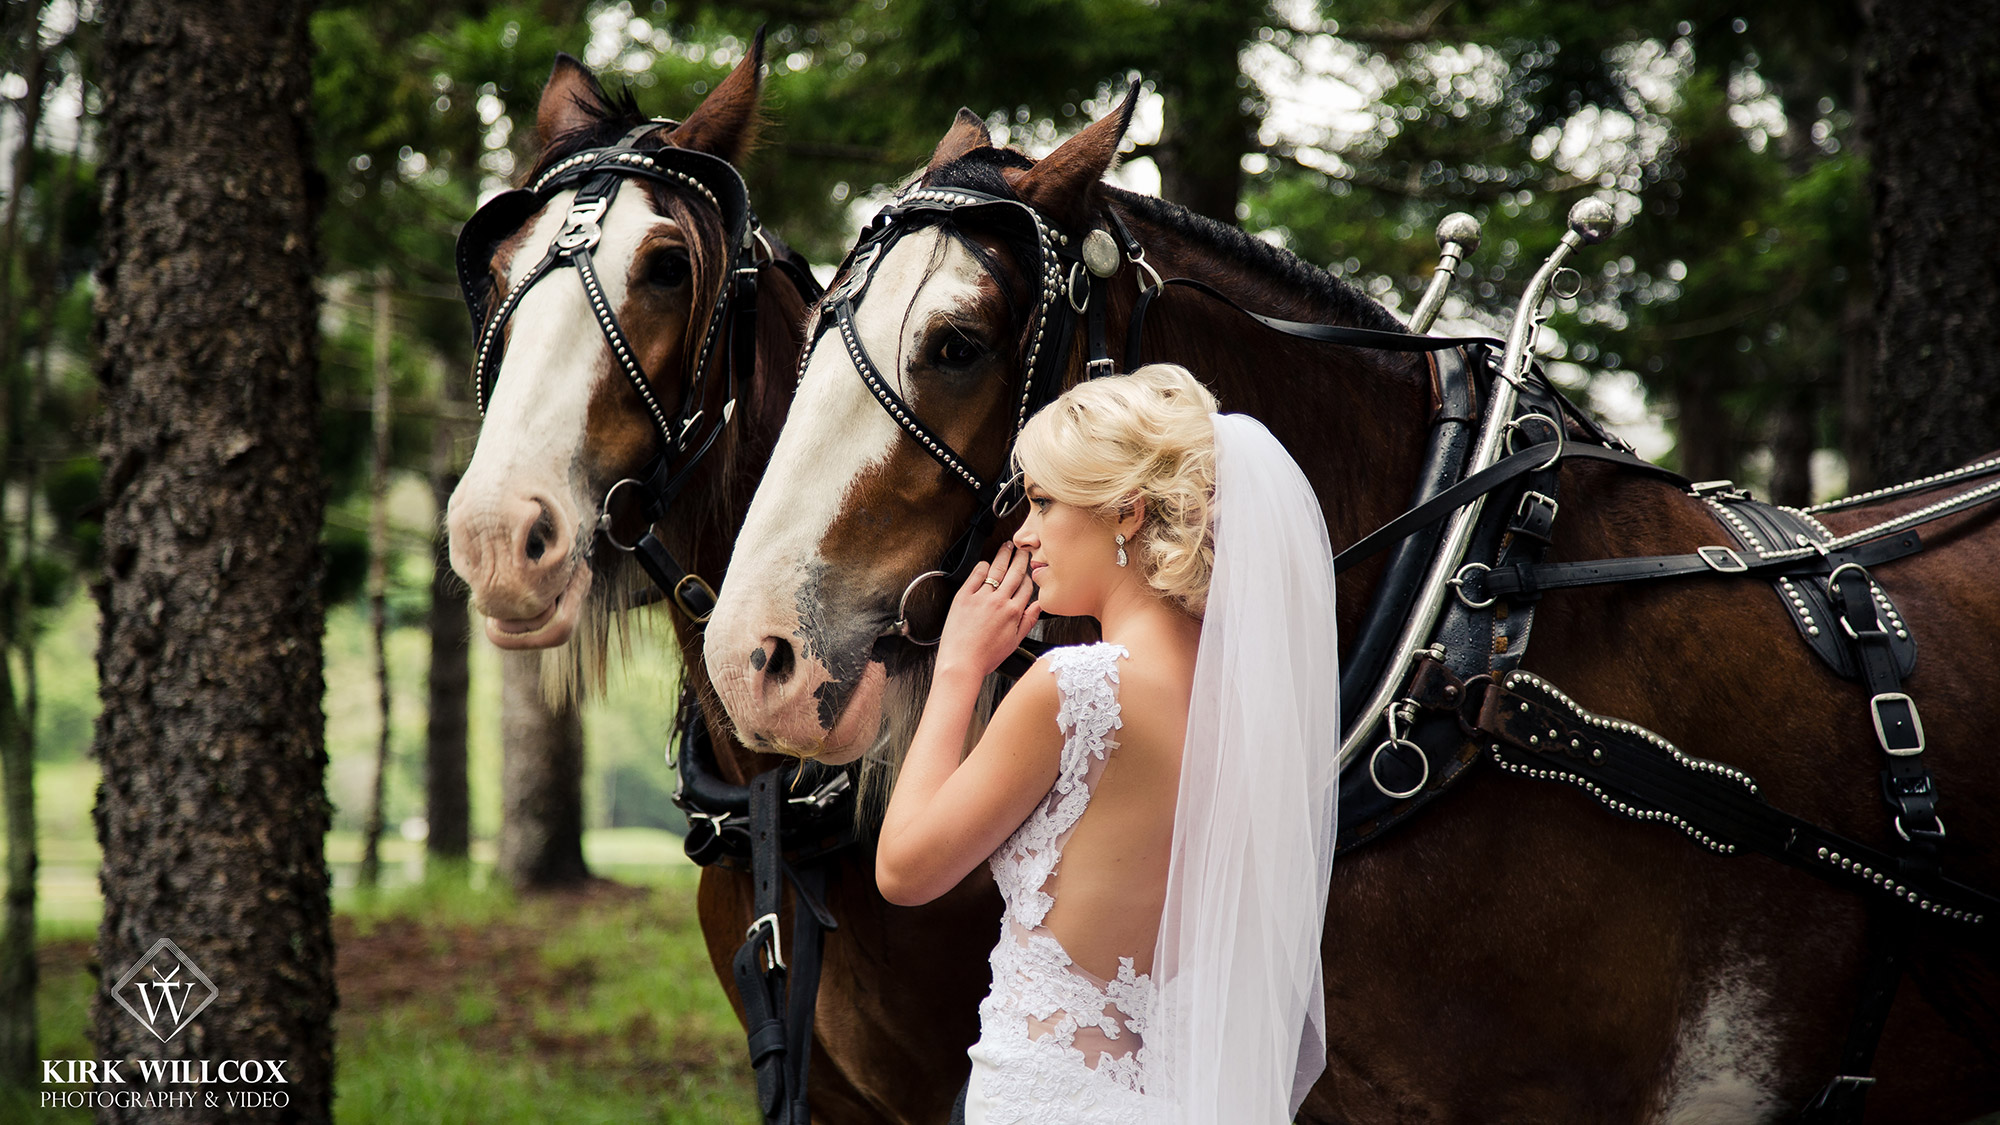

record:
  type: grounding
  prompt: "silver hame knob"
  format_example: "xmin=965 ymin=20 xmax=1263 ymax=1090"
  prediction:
xmin=1567 ymin=198 xmax=1616 ymax=245
xmin=1435 ymin=212 xmax=1482 ymax=255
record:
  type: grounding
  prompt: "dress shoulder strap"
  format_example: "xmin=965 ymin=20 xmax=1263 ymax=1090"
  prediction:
xmin=1046 ymin=643 xmax=1128 ymax=784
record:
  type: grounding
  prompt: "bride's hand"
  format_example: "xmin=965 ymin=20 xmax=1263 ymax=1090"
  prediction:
xmin=936 ymin=543 xmax=1041 ymax=682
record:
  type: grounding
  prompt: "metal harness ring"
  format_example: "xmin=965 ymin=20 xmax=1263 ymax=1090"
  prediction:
xmin=894 ymin=569 xmax=951 ymax=645
xmin=1449 ymin=562 xmax=1497 ymax=610
xmin=1369 ymin=738 xmax=1430 ymax=800
xmin=1505 ymin=412 xmax=1566 ymax=472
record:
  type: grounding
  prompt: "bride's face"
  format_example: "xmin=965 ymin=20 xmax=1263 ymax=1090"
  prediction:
xmin=1011 ymin=479 xmax=1124 ymax=617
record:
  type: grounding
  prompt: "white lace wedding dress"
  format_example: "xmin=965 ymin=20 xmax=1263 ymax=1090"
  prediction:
xmin=961 ymin=641 xmax=1162 ymax=1125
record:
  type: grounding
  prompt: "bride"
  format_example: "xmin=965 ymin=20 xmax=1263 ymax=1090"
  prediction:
xmin=875 ymin=365 xmax=1341 ymax=1124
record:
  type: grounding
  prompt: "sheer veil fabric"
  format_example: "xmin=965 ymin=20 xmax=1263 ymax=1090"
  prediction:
xmin=1146 ymin=413 xmax=1340 ymax=1123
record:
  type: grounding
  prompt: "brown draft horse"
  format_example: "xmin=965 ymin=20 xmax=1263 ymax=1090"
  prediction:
xmin=701 ymin=95 xmax=2000 ymax=1121
xmin=444 ymin=50 xmax=999 ymax=1121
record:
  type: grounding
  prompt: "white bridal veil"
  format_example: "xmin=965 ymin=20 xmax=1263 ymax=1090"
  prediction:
xmin=1148 ymin=413 xmax=1340 ymax=1123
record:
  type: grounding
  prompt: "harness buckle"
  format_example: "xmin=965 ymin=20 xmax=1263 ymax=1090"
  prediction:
xmin=1085 ymin=357 xmax=1117 ymax=379
xmin=1697 ymin=546 xmax=1748 ymax=573
xmin=788 ymin=771 xmax=853 ymax=812
xmin=1869 ymin=692 xmax=1925 ymax=756
xmin=1515 ymin=490 xmax=1559 ymax=522
xmin=1690 ymin=479 xmax=1750 ymax=500
xmin=1894 ymin=812 xmax=1945 ymax=843
xmin=746 ymin=912 xmax=786 ymax=972
xmin=555 ymin=196 xmax=610 ymax=251
xmin=673 ymin=574 xmax=718 ymax=624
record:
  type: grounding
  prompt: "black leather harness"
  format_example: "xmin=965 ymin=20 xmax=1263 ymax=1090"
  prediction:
xmin=1313 ymin=349 xmax=1999 ymax=1117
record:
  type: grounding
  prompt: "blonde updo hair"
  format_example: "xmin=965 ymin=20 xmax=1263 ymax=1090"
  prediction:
xmin=1013 ymin=364 xmax=1219 ymax=617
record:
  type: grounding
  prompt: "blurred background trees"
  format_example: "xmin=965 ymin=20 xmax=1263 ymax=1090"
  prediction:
xmin=1 ymin=0 xmax=1993 ymax=1096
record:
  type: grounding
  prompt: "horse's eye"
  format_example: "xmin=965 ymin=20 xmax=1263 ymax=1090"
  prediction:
xmin=936 ymin=335 xmax=985 ymax=368
xmin=645 ymin=250 xmax=690 ymax=290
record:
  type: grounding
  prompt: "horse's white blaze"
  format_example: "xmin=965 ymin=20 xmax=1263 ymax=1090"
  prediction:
xmin=448 ymin=184 xmax=677 ymax=647
xmin=706 ymin=229 xmax=987 ymax=756
xmin=1657 ymin=958 xmax=1782 ymax=1123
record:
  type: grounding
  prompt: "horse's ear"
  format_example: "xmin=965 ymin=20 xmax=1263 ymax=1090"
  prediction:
xmin=668 ymin=27 xmax=765 ymax=163
xmin=927 ymin=108 xmax=994 ymax=175
xmin=1012 ymin=81 xmax=1139 ymax=229
xmin=537 ymin=53 xmax=613 ymax=149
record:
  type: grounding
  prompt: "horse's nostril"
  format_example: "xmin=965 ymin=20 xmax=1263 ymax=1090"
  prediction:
xmin=758 ymin=638 xmax=795 ymax=684
xmin=525 ymin=508 xmax=555 ymax=562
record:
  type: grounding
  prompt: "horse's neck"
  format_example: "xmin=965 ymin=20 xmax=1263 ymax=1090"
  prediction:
xmin=1103 ymin=203 xmax=1432 ymax=554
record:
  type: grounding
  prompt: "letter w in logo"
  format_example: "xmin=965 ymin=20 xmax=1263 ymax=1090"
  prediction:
xmin=110 ymin=939 xmax=219 ymax=1043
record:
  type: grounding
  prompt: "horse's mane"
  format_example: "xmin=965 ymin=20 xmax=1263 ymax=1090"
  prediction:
xmin=920 ymin=147 xmax=1407 ymax=336
xmin=1104 ymin=186 xmax=1408 ymax=335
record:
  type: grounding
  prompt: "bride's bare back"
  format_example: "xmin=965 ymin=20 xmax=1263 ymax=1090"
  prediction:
xmin=1040 ymin=639 xmax=1195 ymax=980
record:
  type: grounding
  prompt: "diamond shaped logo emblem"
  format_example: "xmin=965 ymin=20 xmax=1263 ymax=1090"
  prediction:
xmin=110 ymin=938 xmax=218 ymax=1043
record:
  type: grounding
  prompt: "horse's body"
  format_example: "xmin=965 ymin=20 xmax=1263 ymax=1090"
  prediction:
xmin=702 ymin=103 xmax=2000 ymax=1120
xmin=446 ymin=52 xmax=997 ymax=1123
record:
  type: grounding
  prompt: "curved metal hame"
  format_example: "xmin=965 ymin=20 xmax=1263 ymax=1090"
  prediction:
xmin=1337 ymin=198 xmax=1617 ymax=775
xmin=1409 ymin=212 xmax=1482 ymax=334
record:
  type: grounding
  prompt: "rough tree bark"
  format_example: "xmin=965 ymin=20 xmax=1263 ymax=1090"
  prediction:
xmin=497 ymin=651 xmax=588 ymax=889
xmin=91 ymin=1 xmax=334 ymax=1121
xmin=1862 ymin=0 xmax=2000 ymax=480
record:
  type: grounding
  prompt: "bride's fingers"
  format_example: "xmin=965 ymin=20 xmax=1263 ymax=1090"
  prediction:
xmin=995 ymin=543 xmax=1031 ymax=597
xmin=1016 ymin=603 xmax=1042 ymax=642
xmin=959 ymin=560 xmax=992 ymax=599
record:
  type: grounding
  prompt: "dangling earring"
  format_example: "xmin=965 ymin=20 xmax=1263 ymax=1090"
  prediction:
xmin=1114 ymin=533 xmax=1128 ymax=568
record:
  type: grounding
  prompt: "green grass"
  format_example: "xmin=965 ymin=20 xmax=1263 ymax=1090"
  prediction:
xmin=6 ymin=870 xmax=756 ymax=1124
xmin=332 ymin=871 xmax=754 ymax=1125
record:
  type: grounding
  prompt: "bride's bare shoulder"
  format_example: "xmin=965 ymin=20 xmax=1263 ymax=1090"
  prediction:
xmin=1106 ymin=641 xmax=1195 ymax=735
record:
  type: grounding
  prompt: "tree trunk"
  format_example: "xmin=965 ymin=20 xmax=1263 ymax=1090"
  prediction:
xmin=0 ymin=642 xmax=30 ymax=1088
xmin=0 ymin=5 xmax=53 ymax=1088
xmin=91 ymin=1 xmax=334 ymax=1121
xmin=1840 ymin=284 xmax=1879 ymax=492
xmin=497 ymin=651 xmax=589 ymax=889
xmin=1767 ymin=390 xmax=1817 ymax=507
xmin=1861 ymin=0 xmax=2000 ymax=480
xmin=0 ymin=5 xmax=48 ymax=352
xmin=425 ymin=367 xmax=470 ymax=867
xmin=359 ymin=270 xmax=393 ymax=889
xmin=1673 ymin=372 xmax=1742 ymax=483
xmin=1151 ymin=1 xmax=1255 ymax=225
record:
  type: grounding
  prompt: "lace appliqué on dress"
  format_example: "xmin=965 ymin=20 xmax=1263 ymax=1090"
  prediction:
xmin=970 ymin=643 xmax=1160 ymax=1125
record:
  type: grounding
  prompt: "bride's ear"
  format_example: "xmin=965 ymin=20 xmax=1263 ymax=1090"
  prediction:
xmin=1116 ymin=495 xmax=1146 ymax=536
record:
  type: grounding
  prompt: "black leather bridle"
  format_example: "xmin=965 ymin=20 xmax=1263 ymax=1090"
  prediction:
xmin=809 ymin=185 xmax=1111 ymax=640
xmin=454 ymin=121 xmax=782 ymax=620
